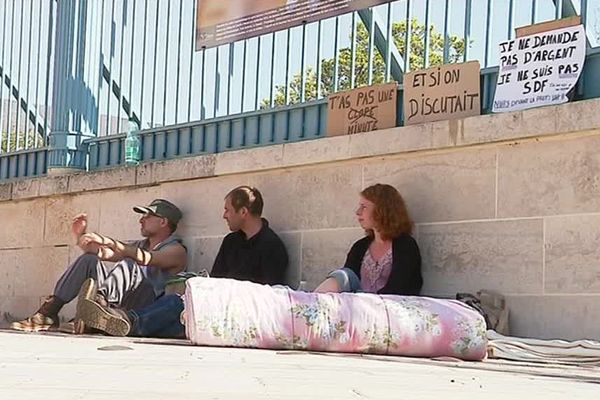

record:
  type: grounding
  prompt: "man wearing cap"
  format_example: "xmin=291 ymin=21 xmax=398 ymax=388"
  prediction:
xmin=10 ymin=199 xmax=187 ymax=332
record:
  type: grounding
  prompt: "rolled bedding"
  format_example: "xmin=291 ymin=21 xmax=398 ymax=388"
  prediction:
xmin=183 ymin=277 xmax=487 ymax=361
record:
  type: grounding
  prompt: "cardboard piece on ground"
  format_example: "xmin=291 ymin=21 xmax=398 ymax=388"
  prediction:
xmin=403 ymin=61 xmax=481 ymax=126
xmin=326 ymin=82 xmax=398 ymax=137
xmin=516 ymin=16 xmax=581 ymax=38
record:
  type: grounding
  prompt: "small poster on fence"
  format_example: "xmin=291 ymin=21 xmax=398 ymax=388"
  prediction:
xmin=492 ymin=23 xmax=586 ymax=113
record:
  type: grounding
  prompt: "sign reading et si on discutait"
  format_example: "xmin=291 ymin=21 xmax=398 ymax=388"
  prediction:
xmin=403 ymin=61 xmax=481 ymax=126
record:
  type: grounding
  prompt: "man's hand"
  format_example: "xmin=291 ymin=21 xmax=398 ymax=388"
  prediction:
xmin=72 ymin=213 xmax=88 ymax=242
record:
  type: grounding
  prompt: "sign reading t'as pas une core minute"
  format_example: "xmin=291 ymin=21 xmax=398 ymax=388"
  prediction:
xmin=403 ymin=61 xmax=481 ymax=125
xmin=327 ymin=82 xmax=398 ymax=137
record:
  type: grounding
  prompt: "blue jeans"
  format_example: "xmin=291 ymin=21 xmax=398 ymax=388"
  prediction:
xmin=128 ymin=294 xmax=185 ymax=338
xmin=328 ymin=268 xmax=363 ymax=293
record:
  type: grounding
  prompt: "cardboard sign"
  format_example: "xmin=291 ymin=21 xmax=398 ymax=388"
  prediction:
xmin=327 ymin=82 xmax=398 ymax=137
xmin=492 ymin=24 xmax=586 ymax=113
xmin=403 ymin=61 xmax=481 ymax=126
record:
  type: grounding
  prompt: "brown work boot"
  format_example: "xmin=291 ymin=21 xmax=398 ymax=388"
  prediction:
xmin=10 ymin=295 xmax=64 ymax=332
xmin=76 ymin=298 xmax=131 ymax=337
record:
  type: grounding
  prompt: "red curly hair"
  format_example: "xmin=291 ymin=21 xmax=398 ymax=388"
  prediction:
xmin=361 ymin=184 xmax=413 ymax=240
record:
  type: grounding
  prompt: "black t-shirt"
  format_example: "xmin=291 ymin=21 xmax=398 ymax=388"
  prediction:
xmin=210 ymin=219 xmax=289 ymax=286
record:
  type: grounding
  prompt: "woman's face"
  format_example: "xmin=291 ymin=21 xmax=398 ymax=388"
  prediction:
xmin=356 ymin=196 xmax=377 ymax=231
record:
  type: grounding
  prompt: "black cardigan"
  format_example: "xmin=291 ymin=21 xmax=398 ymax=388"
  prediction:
xmin=344 ymin=234 xmax=423 ymax=295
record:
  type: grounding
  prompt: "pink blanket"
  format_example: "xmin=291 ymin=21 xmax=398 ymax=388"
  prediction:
xmin=183 ymin=277 xmax=487 ymax=361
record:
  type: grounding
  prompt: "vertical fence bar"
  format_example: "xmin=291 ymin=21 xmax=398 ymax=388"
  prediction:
xmin=213 ymin=46 xmax=219 ymax=117
xmin=333 ymin=17 xmax=340 ymax=92
xmin=241 ymin=40 xmax=247 ymax=112
xmin=254 ymin=36 xmax=261 ymax=110
xmin=25 ymin=0 xmax=34 ymax=146
xmin=424 ymin=0 xmax=431 ymax=68
xmin=16 ymin=0 xmax=25 ymax=149
xmin=316 ymin=21 xmax=322 ymax=98
xmin=175 ymin=0 xmax=183 ymax=122
xmin=240 ymin=39 xmax=248 ymax=113
xmin=187 ymin=0 xmax=195 ymax=121
xmin=227 ymin=42 xmax=233 ymax=114
xmin=162 ymin=0 xmax=171 ymax=126
xmin=7 ymin=0 xmax=16 ymax=150
xmin=140 ymin=0 xmax=148 ymax=126
xmin=484 ymin=0 xmax=493 ymax=67
xmin=581 ymin=0 xmax=587 ymax=27
xmin=385 ymin=3 xmax=392 ymax=81
xmin=555 ymin=0 xmax=563 ymax=19
xmin=508 ymin=0 xmax=515 ymax=39
xmin=443 ymin=0 xmax=450 ymax=63
xmin=200 ymin=48 xmax=206 ymax=118
xmin=284 ymin=30 xmax=291 ymax=105
xmin=97 ymin=0 xmax=105 ymax=134
xmin=350 ymin=13 xmax=356 ymax=88
xmin=43 ymin=0 xmax=54 ymax=142
xmin=300 ymin=23 xmax=306 ymax=102
xmin=404 ymin=0 xmax=412 ymax=73
xmin=269 ymin=32 xmax=276 ymax=108
xmin=128 ymin=0 xmax=136 ymax=119
xmin=463 ymin=0 xmax=472 ymax=62
xmin=116 ymin=0 xmax=126 ymax=133
xmin=106 ymin=0 xmax=115 ymax=135
xmin=531 ymin=0 xmax=537 ymax=24
xmin=150 ymin=0 xmax=160 ymax=126
xmin=34 ymin=2 xmax=42 ymax=147
xmin=0 ymin=1 xmax=8 ymax=150
xmin=367 ymin=8 xmax=375 ymax=85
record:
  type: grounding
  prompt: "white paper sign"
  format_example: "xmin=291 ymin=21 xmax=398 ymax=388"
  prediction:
xmin=492 ymin=24 xmax=586 ymax=113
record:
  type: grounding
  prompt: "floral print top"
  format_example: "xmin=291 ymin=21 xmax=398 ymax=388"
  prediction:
xmin=360 ymin=247 xmax=393 ymax=293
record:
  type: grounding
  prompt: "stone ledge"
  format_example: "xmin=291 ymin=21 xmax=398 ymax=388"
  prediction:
xmin=1 ymin=97 xmax=599 ymax=202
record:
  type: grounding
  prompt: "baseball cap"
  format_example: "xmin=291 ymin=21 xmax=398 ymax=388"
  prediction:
xmin=133 ymin=199 xmax=183 ymax=225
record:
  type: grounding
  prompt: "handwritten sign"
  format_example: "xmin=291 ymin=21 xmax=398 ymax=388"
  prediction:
xmin=492 ymin=24 xmax=586 ymax=113
xmin=403 ymin=61 xmax=481 ymax=125
xmin=327 ymin=82 xmax=397 ymax=137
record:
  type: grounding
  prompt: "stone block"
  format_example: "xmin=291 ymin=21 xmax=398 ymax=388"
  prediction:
xmin=190 ymin=236 xmax=224 ymax=274
xmin=545 ymin=215 xmax=600 ymax=294
xmin=12 ymin=246 xmax=70 ymax=298
xmin=279 ymin=232 xmax=301 ymax=288
xmin=12 ymin=179 xmax=40 ymax=200
xmin=363 ymin=149 xmax=496 ymax=223
xmin=44 ymin=193 xmax=102 ymax=246
xmin=39 ymin=176 xmax=70 ymax=197
xmin=419 ymin=219 xmax=543 ymax=296
xmin=556 ymin=98 xmax=600 ymax=134
xmin=506 ymin=295 xmax=600 ymax=341
xmin=0 ymin=199 xmax=45 ymax=248
xmin=249 ymin=164 xmax=363 ymax=232
xmin=284 ymin=135 xmax=350 ymax=167
xmin=0 ymin=295 xmax=43 ymax=323
xmin=214 ymin=145 xmax=284 ymax=176
xmin=68 ymin=167 xmax=136 ymax=193
xmin=498 ymin=135 xmax=600 ymax=218
xmin=0 ymin=182 xmax=12 ymax=201
xmin=160 ymin=175 xmax=248 ymax=237
xmin=300 ymin=228 xmax=364 ymax=290
xmin=135 ymin=163 xmax=154 ymax=186
xmin=97 ymin=186 xmax=162 ymax=240
xmin=150 ymin=154 xmax=216 ymax=183
xmin=349 ymin=124 xmax=432 ymax=159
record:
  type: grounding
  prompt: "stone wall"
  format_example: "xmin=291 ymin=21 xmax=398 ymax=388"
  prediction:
xmin=1 ymin=98 xmax=599 ymax=340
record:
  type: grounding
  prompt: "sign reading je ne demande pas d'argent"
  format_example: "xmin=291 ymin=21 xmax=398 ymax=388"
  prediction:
xmin=492 ymin=24 xmax=586 ymax=113
xmin=195 ymin=0 xmax=394 ymax=49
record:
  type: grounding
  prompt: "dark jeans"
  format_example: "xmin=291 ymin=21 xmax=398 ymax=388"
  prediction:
xmin=128 ymin=294 xmax=185 ymax=338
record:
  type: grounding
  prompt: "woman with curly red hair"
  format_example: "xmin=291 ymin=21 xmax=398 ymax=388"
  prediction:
xmin=315 ymin=183 xmax=422 ymax=295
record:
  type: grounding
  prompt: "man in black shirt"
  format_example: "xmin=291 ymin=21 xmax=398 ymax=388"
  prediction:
xmin=75 ymin=186 xmax=289 ymax=338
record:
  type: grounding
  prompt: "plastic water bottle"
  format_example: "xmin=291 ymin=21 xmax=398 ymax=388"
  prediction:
xmin=125 ymin=118 xmax=140 ymax=166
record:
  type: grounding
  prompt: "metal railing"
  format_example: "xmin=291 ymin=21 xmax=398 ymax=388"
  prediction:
xmin=0 ymin=0 xmax=597 ymax=179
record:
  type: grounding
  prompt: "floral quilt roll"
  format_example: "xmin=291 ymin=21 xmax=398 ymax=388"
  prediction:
xmin=183 ymin=277 xmax=487 ymax=361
